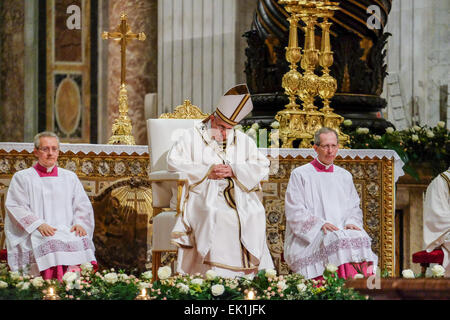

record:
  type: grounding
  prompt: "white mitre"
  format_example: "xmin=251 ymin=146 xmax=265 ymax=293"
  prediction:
xmin=214 ymin=84 xmax=253 ymax=126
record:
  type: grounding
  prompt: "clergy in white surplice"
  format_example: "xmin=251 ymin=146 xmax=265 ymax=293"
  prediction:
xmin=167 ymin=84 xmax=274 ymax=278
xmin=5 ymin=132 xmax=96 ymax=280
xmin=284 ymin=127 xmax=378 ymax=280
xmin=423 ymin=167 xmax=450 ymax=277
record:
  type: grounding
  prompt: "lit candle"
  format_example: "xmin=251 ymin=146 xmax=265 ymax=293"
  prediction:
xmin=135 ymin=288 xmax=150 ymax=300
xmin=246 ymin=289 xmax=255 ymax=300
xmin=43 ymin=287 xmax=60 ymax=300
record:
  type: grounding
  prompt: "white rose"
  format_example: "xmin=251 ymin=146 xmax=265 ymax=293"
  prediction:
xmin=104 ymin=272 xmax=118 ymax=284
xmin=270 ymin=121 xmax=280 ymax=129
xmin=31 ymin=276 xmax=44 ymax=288
xmin=80 ymin=262 xmax=93 ymax=272
xmin=251 ymin=123 xmax=260 ymax=130
xmin=205 ymin=270 xmax=217 ymax=280
xmin=118 ymin=274 xmax=129 ymax=281
xmin=17 ymin=281 xmax=31 ymax=291
xmin=401 ymin=269 xmax=415 ymax=279
xmin=343 ymin=119 xmax=352 ymax=126
xmin=296 ymin=283 xmax=307 ymax=293
xmin=353 ymin=274 xmax=364 ymax=279
xmin=177 ymin=283 xmax=190 ymax=294
xmin=277 ymin=280 xmax=287 ymax=291
xmin=141 ymin=271 xmax=153 ymax=280
xmin=411 ymin=134 xmax=419 ymax=141
xmin=426 ymin=130 xmax=434 ymax=138
xmin=265 ymin=268 xmax=277 ymax=278
xmin=211 ymin=284 xmax=225 ymax=296
xmin=385 ymin=127 xmax=394 ymax=134
xmin=437 ymin=121 xmax=446 ymax=128
xmin=413 ymin=125 xmax=421 ymax=131
xmin=0 ymin=281 xmax=8 ymax=289
xmin=356 ymin=127 xmax=369 ymax=134
xmin=326 ymin=264 xmax=338 ymax=273
xmin=191 ymin=278 xmax=203 ymax=286
xmin=157 ymin=266 xmax=171 ymax=280
xmin=62 ymin=271 xmax=78 ymax=284
xmin=9 ymin=271 xmax=21 ymax=281
xmin=373 ymin=135 xmax=382 ymax=140
xmin=431 ymin=264 xmax=445 ymax=278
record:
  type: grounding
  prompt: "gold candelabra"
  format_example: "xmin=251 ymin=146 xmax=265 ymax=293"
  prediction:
xmin=102 ymin=13 xmax=146 ymax=145
xmin=276 ymin=0 xmax=347 ymax=148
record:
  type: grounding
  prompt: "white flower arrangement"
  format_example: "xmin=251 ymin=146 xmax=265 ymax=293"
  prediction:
xmin=211 ymin=284 xmax=225 ymax=296
xmin=385 ymin=127 xmax=395 ymax=134
xmin=104 ymin=272 xmax=118 ymax=284
xmin=157 ymin=266 xmax=171 ymax=280
xmin=265 ymin=268 xmax=277 ymax=278
xmin=205 ymin=270 xmax=217 ymax=280
xmin=401 ymin=269 xmax=415 ymax=279
xmin=191 ymin=278 xmax=204 ymax=286
xmin=141 ymin=271 xmax=153 ymax=280
xmin=431 ymin=264 xmax=445 ymax=278
xmin=326 ymin=264 xmax=338 ymax=273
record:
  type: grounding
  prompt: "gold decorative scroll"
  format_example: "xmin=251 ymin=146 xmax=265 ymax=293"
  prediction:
xmin=159 ymin=100 xmax=209 ymax=119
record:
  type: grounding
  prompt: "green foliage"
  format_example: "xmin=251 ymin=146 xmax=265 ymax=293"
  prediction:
xmin=341 ymin=121 xmax=450 ymax=180
xmin=0 ymin=263 xmax=367 ymax=300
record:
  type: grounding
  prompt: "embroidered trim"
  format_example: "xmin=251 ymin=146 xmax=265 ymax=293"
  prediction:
xmin=291 ymin=236 xmax=372 ymax=270
xmin=300 ymin=215 xmax=320 ymax=234
xmin=19 ymin=215 xmax=39 ymax=228
xmin=34 ymin=238 xmax=93 ymax=259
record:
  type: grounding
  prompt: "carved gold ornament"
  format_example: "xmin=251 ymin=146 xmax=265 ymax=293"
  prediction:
xmin=159 ymin=100 xmax=209 ymax=119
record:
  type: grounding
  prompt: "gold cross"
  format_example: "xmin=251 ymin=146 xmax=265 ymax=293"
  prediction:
xmin=102 ymin=13 xmax=146 ymax=85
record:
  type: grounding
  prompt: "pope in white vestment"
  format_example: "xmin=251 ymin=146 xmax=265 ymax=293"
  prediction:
xmin=5 ymin=132 xmax=96 ymax=278
xmin=284 ymin=128 xmax=378 ymax=280
xmin=167 ymin=84 xmax=274 ymax=278
xmin=423 ymin=167 xmax=450 ymax=277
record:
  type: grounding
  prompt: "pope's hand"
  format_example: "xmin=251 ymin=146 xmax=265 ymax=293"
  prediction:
xmin=344 ymin=224 xmax=361 ymax=231
xmin=70 ymin=224 xmax=87 ymax=237
xmin=208 ymin=164 xmax=234 ymax=179
xmin=37 ymin=223 xmax=57 ymax=237
xmin=321 ymin=223 xmax=339 ymax=235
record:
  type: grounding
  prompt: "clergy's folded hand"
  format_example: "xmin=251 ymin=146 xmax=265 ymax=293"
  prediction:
xmin=37 ymin=223 xmax=57 ymax=237
xmin=321 ymin=223 xmax=339 ymax=235
xmin=208 ymin=164 xmax=234 ymax=179
xmin=70 ymin=224 xmax=87 ymax=237
xmin=344 ymin=224 xmax=361 ymax=231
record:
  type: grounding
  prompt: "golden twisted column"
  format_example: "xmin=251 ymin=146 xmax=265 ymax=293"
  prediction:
xmin=275 ymin=3 xmax=310 ymax=148
xmin=317 ymin=2 xmax=349 ymax=147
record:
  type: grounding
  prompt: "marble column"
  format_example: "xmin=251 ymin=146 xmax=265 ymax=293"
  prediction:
xmin=158 ymin=0 xmax=238 ymax=115
xmin=0 ymin=1 xmax=25 ymax=142
xmin=107 ymin=0 xmax=157 ymax=145
xmin=383 ymin=0 xmax=450 ymax=128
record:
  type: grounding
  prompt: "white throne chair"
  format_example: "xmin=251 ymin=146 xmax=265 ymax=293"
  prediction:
xmin=147 ymin=100 xmax=209 ymax=281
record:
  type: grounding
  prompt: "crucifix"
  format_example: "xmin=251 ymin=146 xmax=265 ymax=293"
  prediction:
xmin=102 ymin=13 xmax=146 ymax=145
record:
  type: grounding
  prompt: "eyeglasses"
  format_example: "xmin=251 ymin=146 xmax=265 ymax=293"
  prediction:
xmin=38 ymin=147 xmax=59 ymax=153
xmin=318 ymin=144 xmax=338 ymax=150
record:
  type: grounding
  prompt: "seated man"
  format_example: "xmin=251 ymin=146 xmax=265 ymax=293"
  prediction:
xmin=423 ymin=167 xmax=450 ymax=277
xmin=168 ymin=84 xmax=274 ymax=278
xmin=284 ymin=127 xmax=378 ymax=280
xmin=5 ymin=132 xmax=96 ymax=280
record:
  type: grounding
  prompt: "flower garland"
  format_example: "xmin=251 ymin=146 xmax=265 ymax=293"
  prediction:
xmin=0 ymin=262 xmax=366 ymax=300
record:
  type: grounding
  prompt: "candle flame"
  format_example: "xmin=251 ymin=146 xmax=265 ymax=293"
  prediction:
xmin=141 ymin=288 xmax=146 ymax=296
xmin=49 ymin=287 xmax=54 ymax=295
xmin=247 ymin=290 xmax=255 ymax=300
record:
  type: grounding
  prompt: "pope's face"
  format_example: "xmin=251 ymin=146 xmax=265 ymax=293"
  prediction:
xmin=210 ymin=115 xmax=234 ymax=142
xmin=313 ymin=132 xmax=339 ymax=165
xmin=33 ymin=136 xmax=59 ymax=168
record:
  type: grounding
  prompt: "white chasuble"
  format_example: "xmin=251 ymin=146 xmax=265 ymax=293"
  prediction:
xmin=423 ymin=169 xmax=450 ymax=277
xmin=284 ymin=163 xmax=378 ymax=279
xmin=5 ymin=167 xmax=96 ymax=275
xmin=167 ymin=122 xmax=274 ymax=277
